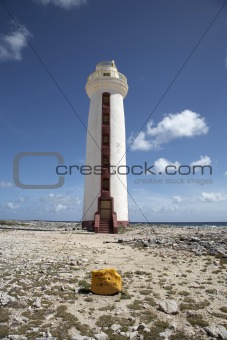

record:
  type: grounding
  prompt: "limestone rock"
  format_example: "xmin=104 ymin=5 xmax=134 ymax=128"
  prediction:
xmin=159 ymin=329 xmax=173 ymax=339
xmin=110 ymin=324 xmax=121 ymax=332
xmin=204 ymin=325 xmax=227 ymax=340
xmin=0 ymin=292 xmax=16 ymax=306
xmin=71 ymin=336 xmax=93 ymax=340
xmin=33 ymin=297 xmax=41 ymax=308
xmin=35 ymin=338 xmax=56 ymax=340
xmin=94 ymin=332 xmax=108 ymax=340
xmin=137 ymin=323 xmax=146 ymax=330
xmin=158 ymin=299 xmax=179 ymax=315
xmin=129 ymin=331 xmax=138 ymax=339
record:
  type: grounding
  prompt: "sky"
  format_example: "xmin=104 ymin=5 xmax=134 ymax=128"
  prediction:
xmin=0 ymin=0 xmax=227 ymax=222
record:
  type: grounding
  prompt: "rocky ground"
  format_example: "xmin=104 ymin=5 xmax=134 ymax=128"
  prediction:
xmin=0 ymin=221 xmax=226 ymax=340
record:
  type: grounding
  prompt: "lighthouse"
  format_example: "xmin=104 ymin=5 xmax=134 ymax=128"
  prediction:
xmin=82 ymin=61 xmax=129 ymax=233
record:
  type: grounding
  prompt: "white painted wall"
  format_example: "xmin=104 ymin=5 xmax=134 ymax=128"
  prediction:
xmin=83 ymin=91 xmax=102 ymax=221
xmin=110 ymin=93 xmax=128 ymax=221
xmin=83 ymin=64 xmax=128 ymax=223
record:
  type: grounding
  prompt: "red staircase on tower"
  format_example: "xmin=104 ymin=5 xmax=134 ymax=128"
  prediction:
xmin=98 ymin=219 xmax=114 ymax=234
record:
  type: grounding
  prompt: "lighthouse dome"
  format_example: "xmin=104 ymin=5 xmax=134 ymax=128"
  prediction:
xmin=86 ymin=60 xmax=128 ymax=98
xmin=96 ymin=60 xmax=118 ymax=71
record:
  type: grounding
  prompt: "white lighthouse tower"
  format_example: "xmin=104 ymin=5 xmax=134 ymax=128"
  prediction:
xmin=82 ymin=61 xmax=129 ymax=233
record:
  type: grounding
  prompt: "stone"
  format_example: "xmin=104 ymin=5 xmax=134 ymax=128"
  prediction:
xmin=13 ymin=315 xmax=29 ymax=324
xmin=94 ymin=332 xmax=108 ymax=340
xmin=111 ymin=324 xmax=121 ymax=332
xmin=159 ymin=329 xmax=173 ymax=339
xmin=204 ymin=325 xmax=227 ymax=340
xmin=137 ymin=323 xmax=146 ymax=330
xmin=190 ymin=237 xmax=200 ymax=242
xmin=119 ymin=332 xmax=127 ymax=337
xmin=194 ymin=251 xmax=202 ymax=256
xmin=142 ymin=303 xmax=149 ymax=309
xmin=35 ymin=338 xmax=57 ymax=340
xmin=129 ymin=331 xmax=139 ymax=339
xmin=33 ymin=297 xmax=41 ymax=308
xmin=0 ymin=292 xmax=16 ymax=306
xmin=143 ymin=328 xmax=150 ymax=333
xmin=81 ymin=258 xmax=89 ymax=263
xmin=158 ymin=299 xmax=179 ymax=315
xmin=169 ymin=322 xmax=177 ymax=330
xmin=128 ymin=316 xmax=136 ymax=322
xmin=91 ymin=268 xmax=122 ymax=295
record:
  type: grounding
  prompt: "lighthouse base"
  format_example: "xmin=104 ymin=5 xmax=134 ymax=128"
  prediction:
xmin=82 ymin=219 xmax=129 ymax=233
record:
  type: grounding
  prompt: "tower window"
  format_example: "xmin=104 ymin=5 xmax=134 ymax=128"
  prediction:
xmin=103 ymin=114 xmax=109 ymax=125
xmin=103 ymin=134 xmax=109 ymax=146
xmin=103 ymin=73 xmax=111 ymax=77
xmin=103 ymin=95 xmax=110 ymax=106
xmin=103 ymin=96 xmax=109 ymax=102
xmin=102 ymin=178 xmax=109 ymax=191
xmin=102 ymin=155 xmax=109 ymax=168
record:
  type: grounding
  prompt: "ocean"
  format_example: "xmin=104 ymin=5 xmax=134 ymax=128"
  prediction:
xmin=130 ymin=222 xmax=227 ymax=228
xmin=28 ymin=220 xmax=227 ymax=228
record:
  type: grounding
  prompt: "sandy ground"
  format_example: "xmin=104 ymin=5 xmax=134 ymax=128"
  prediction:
xmin=0 ymin=224 xmax=226 ymax=340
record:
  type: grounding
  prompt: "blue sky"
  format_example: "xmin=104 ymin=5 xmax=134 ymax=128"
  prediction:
xmin=0 ymin=0 xmax=227 ymax=222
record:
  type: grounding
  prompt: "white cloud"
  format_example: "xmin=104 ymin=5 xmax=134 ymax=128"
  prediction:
xmin=152 ymin=156 xmax=212 ymax=175
xmin=154 ymin=158 xmax=180 ymax=174
xmin=34 ymin=0 xmax=87 ymax=9
xmin=199 ymin=192 xmax=227 ymax=203
xmin=41 ymin=193 xmax=81 ymax=212
xmin=17 ymin=197 xmax=27 ymax=203
xmin=48 ymin=193 xmax=61 ymax=201
xmin=173 ymin=196 xmax=182 ymax=204
xmin=0 ymin=25 xmax=32 ymax=62
xmin=129 ymin=110 xmax=209 ymax=151
xmin=128 ymin=131 xmax=152 ymax=151
xmin=190 ymin=156 xmax=211 ymax=168
xmin=55 ymin=203 xmax=67 ymax=212
xmin=0 ymin=181 xmax=13 ymax=188
xmin=129 ymin=188 xmax=227 ymax=222
xmin=224 ymin=172 xmax=227 ymax=176
xmin=5 ymin=202 xmax=19 ymax=209
xmin=151 ymin=204 xmax=178 ymax=214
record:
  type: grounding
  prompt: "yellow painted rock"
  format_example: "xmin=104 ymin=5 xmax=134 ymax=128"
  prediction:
xmin=91 ymin=268 xmax=122 ymax=295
